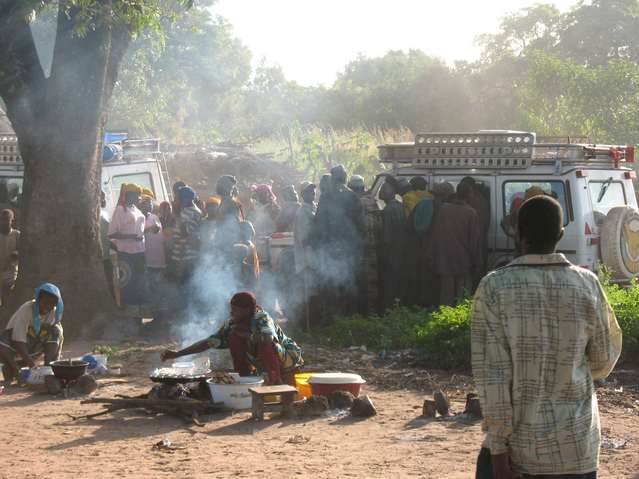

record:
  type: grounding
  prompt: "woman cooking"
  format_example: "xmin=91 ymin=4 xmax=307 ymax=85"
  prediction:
xmin=161 ymin=292 xmax=303 ymax=385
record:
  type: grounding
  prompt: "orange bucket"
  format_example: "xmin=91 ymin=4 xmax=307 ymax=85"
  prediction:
xmin=295 ymin=372 xmax=315 ymax=398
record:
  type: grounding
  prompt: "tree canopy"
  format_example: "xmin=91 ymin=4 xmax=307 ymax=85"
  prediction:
xmin=103 ymin=0 xmax=639 ymax=148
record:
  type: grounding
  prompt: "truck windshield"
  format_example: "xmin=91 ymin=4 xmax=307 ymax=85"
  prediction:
xmin=589 ymin=181 xmax=626 ymax=216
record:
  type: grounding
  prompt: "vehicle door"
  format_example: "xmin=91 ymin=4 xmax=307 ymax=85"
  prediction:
xmin=495 ymin=176 xmax=575 ymax=267
xmin=585 ymin=169 xmax=633 ymax=273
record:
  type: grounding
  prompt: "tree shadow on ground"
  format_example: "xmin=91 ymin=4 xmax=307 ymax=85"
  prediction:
xmin=206 ymin=413 xmax=325 ymax=437
xmin=46 ymin=410 xmax=202 ymax=451
xmin=0 ymin=389 xmax=57 ymax=407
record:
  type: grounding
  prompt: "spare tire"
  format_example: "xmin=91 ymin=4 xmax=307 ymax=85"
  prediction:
xmin=600 ymin=205 xmax=639 ymax=280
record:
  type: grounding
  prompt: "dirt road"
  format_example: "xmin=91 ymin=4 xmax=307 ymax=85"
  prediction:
xmin=1 ymin=341 xmax=638 ymax=479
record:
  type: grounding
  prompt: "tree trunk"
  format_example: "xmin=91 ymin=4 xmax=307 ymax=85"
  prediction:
xmin=0 ymin=2 xmax=131 ymax=336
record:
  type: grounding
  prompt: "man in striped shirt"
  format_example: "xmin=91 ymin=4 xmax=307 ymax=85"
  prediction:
xmin=472 ymin=195 xmax=622 ymax=479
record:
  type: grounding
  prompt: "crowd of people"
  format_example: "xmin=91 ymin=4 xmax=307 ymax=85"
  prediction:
xmin=0 ymin=168 xmax=625 ymax=479
xmin=98 ymin=167 xmax=493 ymax=328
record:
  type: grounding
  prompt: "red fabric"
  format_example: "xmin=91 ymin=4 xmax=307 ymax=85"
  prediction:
xmin=230 ymin=291 xmax=257 ymax=310
xmin=228 ymin=330 xmax=251 ymax=376
xmin=257 ymin=339 xmax=283 ymax=385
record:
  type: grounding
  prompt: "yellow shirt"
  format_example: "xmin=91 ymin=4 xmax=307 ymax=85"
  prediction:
xmin=402 ymin=190 xmax=432 ymax=218
xmin=471 ymin=254 xmax=622 ymax=475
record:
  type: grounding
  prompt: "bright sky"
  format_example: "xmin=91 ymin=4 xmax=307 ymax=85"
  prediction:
xmin=213 ymin=0 xmax=577 ymax=86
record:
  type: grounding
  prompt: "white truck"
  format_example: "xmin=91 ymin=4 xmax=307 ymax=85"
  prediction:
xmin=374 ymin=130 xmax=639 ymax=281
xmin=0 ymin=133 xmax=171 ymax=219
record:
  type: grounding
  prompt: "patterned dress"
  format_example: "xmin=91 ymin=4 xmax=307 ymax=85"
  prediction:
xmin=207 ymin=309 xmax=303 ymax=383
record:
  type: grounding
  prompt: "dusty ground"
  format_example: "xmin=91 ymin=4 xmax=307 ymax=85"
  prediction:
xmin=1 ymin=340 xmax=638 ymax=479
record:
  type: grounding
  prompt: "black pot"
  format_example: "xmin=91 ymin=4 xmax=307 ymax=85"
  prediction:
xmin=50 ymin=360 xmax=89 ymax=381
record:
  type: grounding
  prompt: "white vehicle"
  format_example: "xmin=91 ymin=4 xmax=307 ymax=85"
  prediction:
xmin=374 ymin=130 xmax=639 ymax=281
xmin=0 ymin=134 xmax=171 ymax=219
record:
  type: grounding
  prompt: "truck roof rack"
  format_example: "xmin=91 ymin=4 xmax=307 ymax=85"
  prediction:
xmin=379 ymin=131 xmax=636 ymax=170
xmin=0 ymin=135 xmax=21 ymax=164
xmin=122 ymin=138 xmax=161 ymax=158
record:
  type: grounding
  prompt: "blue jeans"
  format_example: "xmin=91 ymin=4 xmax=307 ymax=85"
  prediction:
xmin=476 ymin=448 xmax=597 ymax=479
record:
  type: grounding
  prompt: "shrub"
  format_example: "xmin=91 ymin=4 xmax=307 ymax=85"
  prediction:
xmin=415 ymin=299 xmax=473 ymax=369
xmin=313 ymin=281 xmax=639 ymax=370
xmin=603 ymin=281 xmax=639 ymax=360
xmin=318 ymin=305 xmax=430 ymax=351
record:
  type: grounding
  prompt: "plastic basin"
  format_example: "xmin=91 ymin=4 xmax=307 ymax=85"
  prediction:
xmin=207 ymin=376 xmax=264 ymax=410
xmin=308 ymin=373 xmax=366 ymax=397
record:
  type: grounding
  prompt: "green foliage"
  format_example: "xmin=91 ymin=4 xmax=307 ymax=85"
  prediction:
xmin=100 ymin=0 xmax=639 ymax=148
xmin=603 ymin=281 xmax=639 ymax=359
xmin=315 ymin=280 xmax=639 ymax=371
xmin=319 ymin=305 xmax=431 ymax=351
xmin=92 ymin=344 xmax=123 ymax=359
xmin=519 ymin=52 xmax=639 ymax=143
xmin=317 ymin=301 xmax=472 ymax=370
xmin=415 ymin=300 xmax=473 ymax=370
xmin=252 ymin=126 xmax=406 ymax=183
xmin=108 ymin=6 xmax=251 ymax=141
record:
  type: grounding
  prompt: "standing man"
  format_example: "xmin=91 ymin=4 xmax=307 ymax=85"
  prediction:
xmin=379 ymin=180 xmax=405 ymax=311
xmin=276 ymin=185 xmax=301 ymax=232
xmin=139 ymin=195 xmax=167 ymax=313
xmin=328 ymin=165 xmax=366 ymax=317
xmin=171 ymin=186 xmax=202 ymax=286
xmin=0 ymin=209 xmax=19 ymax=307
xmin=293 ymin=183 xmax=316 ymax=328
xmin=429 ymin=182 xmax=482 ymax=305
xmin=108 ymin=184 xmax=146 ymax=306
xmin=472 ymin=196 xmax=622 ymax=479
xmin=349 ymin=174 xmax=381 ymax=316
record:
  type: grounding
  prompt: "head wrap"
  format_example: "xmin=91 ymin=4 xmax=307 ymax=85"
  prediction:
xmin=141 ymin=188 xmax=155 ymax=199
xmin=348 ymin=175 xmax=366 ymax=191
xmin=252 ymin=184 xmax=276 ymax=204
xmin=431 ymin=181 xmax=455 ymax=198
xmin=330 ymin=164 xmax=348 ymax=184
xmin=159 ymin=201 xmax=171 ymax=214
xmin=117 ymin=183 xmax=142 ymax=206
xmin=230 ymin=291 xmax=257 ymax=310
xmin=33 ymin=283 xmax=63 ymax=334
xmin=172 ymin=181 xmax=186 ymax=196
xmin=178 ymin=186 xmax=196 ymax=206
xmin=139 ymin=195 xmax=154 ymax=212
xmin=216 ymin=175 xmax=238 ymax=197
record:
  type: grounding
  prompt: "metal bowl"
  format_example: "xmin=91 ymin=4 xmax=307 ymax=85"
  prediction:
xmin=50 ymin=360 xmax=89 ymax=381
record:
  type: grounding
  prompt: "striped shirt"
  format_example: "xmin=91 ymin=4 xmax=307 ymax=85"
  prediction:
xmin=172 ymin=206 xmax=202 ymax=263
xmin=471 ymin=253 xmax=622 ymax=475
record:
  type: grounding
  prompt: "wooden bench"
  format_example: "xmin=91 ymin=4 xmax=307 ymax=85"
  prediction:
xmin=249 ymin=385 xmax=298 ymax=421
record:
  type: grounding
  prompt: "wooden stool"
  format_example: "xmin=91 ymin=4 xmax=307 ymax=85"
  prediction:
xmin=249 ymin=385 xmax=298 ymax=421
